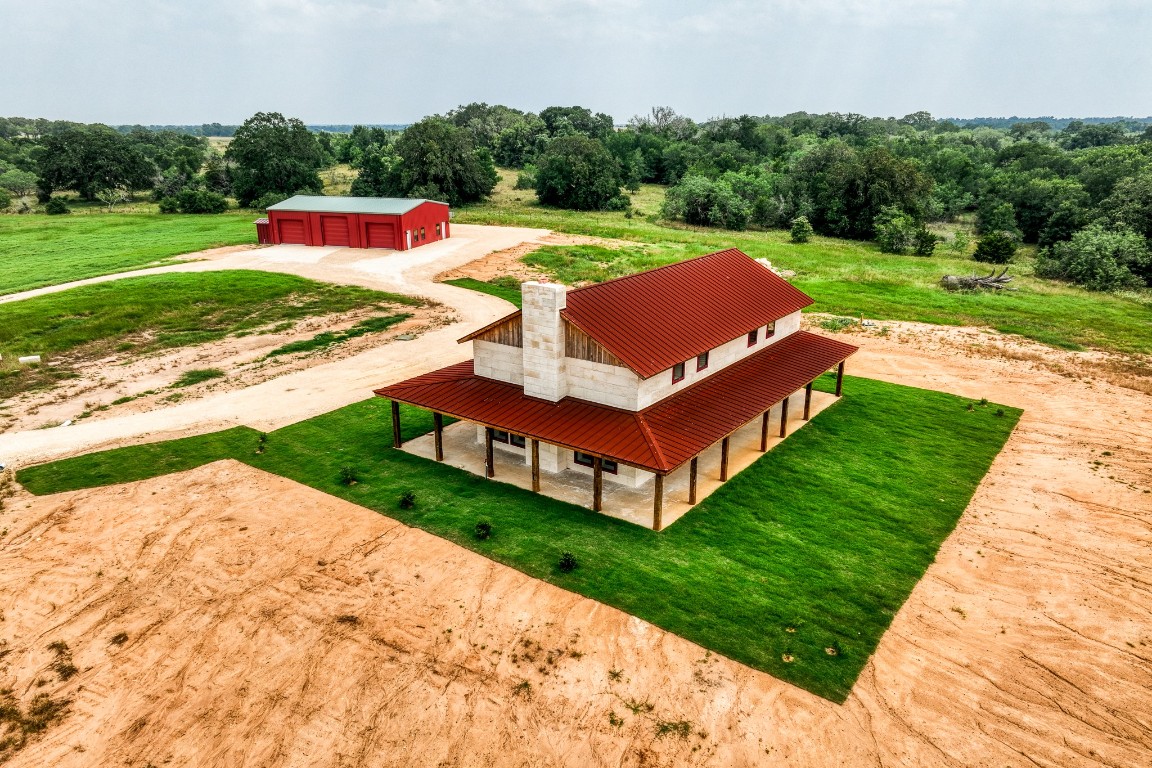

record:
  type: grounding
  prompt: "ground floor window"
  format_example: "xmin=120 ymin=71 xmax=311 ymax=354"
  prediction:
xmin=574 ymin=452 xmax=618 ymax=474
xmin=491 ymin=430 xmax=526 ymax=448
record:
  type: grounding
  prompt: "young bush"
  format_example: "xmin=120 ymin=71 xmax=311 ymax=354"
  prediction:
xmin=790 ymin=216 xmax=814 ymax=244
xmin=0 ymin=188 xmax=11 ymax=210
xmin=972 ymin=231 xmax=1019 ymax=264
xmin=474 ymin=520 xmax=492 ymax=540
xmin=558 ymin=552 xmax=578 ymax=573
xmin=912 ymin=228 xmax=940 ymax=257
xmin=176 ymin=189 xmax=228 ymax=214
xmin=158 ymin=196 xmax=180 ymax=214
xmin=1034 ymin=223 xmax=1151 ymax=291
xmin=514 ymin=164 xmax=537 ymax=190
xmin=339 ymin=466 xmax=358 ymax=486
xmin=44 ymin=197 xmax=71 ymax=215
xmin=398 ymin=490 xmax=416 ymax=509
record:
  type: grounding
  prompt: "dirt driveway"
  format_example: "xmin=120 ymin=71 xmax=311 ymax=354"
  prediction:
xmin=0 ymin=224 xmax=548 ymax=467
xmin=1 ymin=320 xmax=1149 ymax=767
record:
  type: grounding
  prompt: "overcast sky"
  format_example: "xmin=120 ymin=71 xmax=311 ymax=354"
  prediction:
xmin=2 ymin=0 xmax=1150 ymax=125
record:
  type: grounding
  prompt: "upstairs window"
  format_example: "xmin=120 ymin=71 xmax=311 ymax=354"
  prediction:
xmin=672 ymin=361 xmax=686 ymax=383
xmin=747 ymin=328 xmax=759 ymax=346
xmin=696 ymin=351 xmax=709 ymax=371
xmin=574 ymin=452 xmax=618 ymax=474
xmin=766 ymin=320 xmax=776 ymax=338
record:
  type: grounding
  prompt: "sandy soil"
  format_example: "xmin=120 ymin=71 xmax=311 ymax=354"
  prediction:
xmin=0 ymin=224 xmax=550 ymax=466
xmin=1 ymin=321 xmax=1150 ymax=766
xmin=436 ymin=232 xmax=636 ymax=284
xmin=1 ymin=306 xmax=448 ymax=435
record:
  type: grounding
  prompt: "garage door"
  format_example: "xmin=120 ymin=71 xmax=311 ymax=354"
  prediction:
xmin=365 ymin=222 xmax=396 ymax=249
xmin=277 ymin=219 xmax=306 ymax=244
xmin=320 ymin=215 xmax=351 ymax=246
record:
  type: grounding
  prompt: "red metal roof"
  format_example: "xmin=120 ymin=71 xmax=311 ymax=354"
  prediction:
xmin=458 ymin=249 xmax=814 ymax=379
xmin=376 ymin=330 xmax=857 ymax=474
xmin=562 ymin=249 xmax=814 ymax=379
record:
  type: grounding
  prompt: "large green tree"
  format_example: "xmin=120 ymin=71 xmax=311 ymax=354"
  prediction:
xmin=226 ymin=112 xmax=324 ymax=207
xmin=388 ymin=117 xmax=497 ymax=206
xmin=37 ymin=126 xmax=153 ymax=200
xmin=534 ymin=135 xmax=624 ymax=211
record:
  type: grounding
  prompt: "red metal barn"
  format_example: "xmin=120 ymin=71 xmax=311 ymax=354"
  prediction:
xmin=263 ymin=196 xmax=451 ymax=250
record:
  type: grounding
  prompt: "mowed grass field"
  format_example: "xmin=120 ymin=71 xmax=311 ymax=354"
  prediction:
xmin=17 ymin=374 xmax=1021 ymax=702
xmin=0 ymin=270 xmax=421 ymax=398
xmin=455 ymin=171 xmax=1152 ymax=355
xmin=0 ymin=213 xmax=256 ymax=296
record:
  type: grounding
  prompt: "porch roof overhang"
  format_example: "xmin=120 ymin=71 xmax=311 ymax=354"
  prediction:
xmin=374 ymin=330 xmax=858 ymax=474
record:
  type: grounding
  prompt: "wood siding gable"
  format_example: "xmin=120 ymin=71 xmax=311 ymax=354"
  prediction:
xmin=474 ymin=315 xmax=523 ymax=347
xmin=565 ymin=321 xmax=626 ymax=368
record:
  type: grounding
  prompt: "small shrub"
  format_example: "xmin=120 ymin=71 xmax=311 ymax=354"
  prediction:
xmin=979 ymin=398 xmax=988 ymax=406
xmin=514 ymin=164 xmax=537 ymax=190
xmin=398 ymin=490 xmax=416 ymax=509
xmin=44 ymin=197 xmax=71 ymax=215
xmin=973 ymin=231 xmax=1019 ymax=264
xmin=608 ymin=711 xmax=624 ymax=728
xmin=790 ymin=215 xmax=814 ymax=244
xmin=947 ymin=229 xmax=971 ymax=254
xmin=819 ymin=316 xmax=857 ymax=332
xmin=176 ymin=189 xmax=228 ymax=214
xmin=0 ymin=188 xmax=11 ymax=210
xmin=256 ymin=433 xmax=268 ymax=454
xmin=995 ymin=408 xmax=1005 ymax=417
xmin=558 ymin=551 xmax=578 ymax=573
xmin=171 ymin=368 xmax=225 ymax=388
xmin=109 ymin=632 xmax=128 ymax=646
xmin=339 ymin=466 xmax=358 ymax=486
xmin=912 ymin=228 xmax=940 ymax=256
xmin=654 ymin=719 xmax=693 ymax=740
xmin=474 ymin=520 xmax=492 ymax=540
xmin=607 ymin=668 xmax=623 ymax=682
xmin=158 ymin=196 xmax=180 ymax=214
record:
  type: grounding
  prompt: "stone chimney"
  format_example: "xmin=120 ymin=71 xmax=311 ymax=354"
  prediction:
xmin=521 ymin=281 xmax=568 ymax=401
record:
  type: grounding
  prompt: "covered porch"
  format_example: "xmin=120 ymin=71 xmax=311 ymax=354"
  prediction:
xmin=393 ymin=379 xmax=841 ymax=529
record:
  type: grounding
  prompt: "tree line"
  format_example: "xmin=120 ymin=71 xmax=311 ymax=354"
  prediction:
xmin=3 ymin=105 xmax=1151 ymax=292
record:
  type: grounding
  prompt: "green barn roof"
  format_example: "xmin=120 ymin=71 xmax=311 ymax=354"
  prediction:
xmin=267 ymin=195 xmax=446 ymax=215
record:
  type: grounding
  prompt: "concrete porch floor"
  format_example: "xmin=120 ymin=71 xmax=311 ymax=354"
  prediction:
xmin=398 ymin=389 xmax=840 ymax=529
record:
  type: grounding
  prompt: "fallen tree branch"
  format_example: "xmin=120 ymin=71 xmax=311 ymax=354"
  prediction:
xmin=940 ymin=268 xmax=1017 ymax=291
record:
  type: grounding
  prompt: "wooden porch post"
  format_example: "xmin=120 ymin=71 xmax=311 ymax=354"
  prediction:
xmin=484 ymin=427 xmax=495 ymax=478
xmin=433 ymin=412 xmax=444 ymax=461
xmin=836 ymin=361 xmax=845 ymax=397
xmin=803 ymin=382 xmax=813 ymax=420
xmin=593 ymin=457 xmax=604 ymax=512
xmin=779 ymin=397 xmax=789 ymax=438
xmin=653 ymin=474 xmax=664 ymax=532
xmin=390 ymin=400 xmax=403 ymax=448
xmin=760 ymin=410 xmax=770 ymax=451
xmin=531 ymin=439 xmax=541 ymax=493
xmin=720 ymin=436 xmax=730 ymax=481
xmin=689 ymin=457 xmax=698 ymax=504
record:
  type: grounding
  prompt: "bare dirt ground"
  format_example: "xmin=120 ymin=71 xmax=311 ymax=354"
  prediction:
xmin=0 ymin=306 xmax=448 ymax=435
xmin=436 ymin=232 xmax=635 ymax=283
xmin=0 ymin=224 xmax=550 ymax=466
xmin=1 ymin=320 xmax=1149 ymax=767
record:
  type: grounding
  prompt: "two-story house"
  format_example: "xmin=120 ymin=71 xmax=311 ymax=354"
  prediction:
xmin=375 ymin=248 xmax=858 ymax=530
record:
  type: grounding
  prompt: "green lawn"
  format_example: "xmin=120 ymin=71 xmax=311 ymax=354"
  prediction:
xmin=16 ymin=374 xmax=1020 ymax=702
xmin=0 ymin=212 xmax=257 ymax=296
xmin=0 ymin=270 xmax=421 ymax=399
xmin=453 ymin=172 xmax=1152 ymax=355
xmin=443 ymin=277 xmax=524 ymax=308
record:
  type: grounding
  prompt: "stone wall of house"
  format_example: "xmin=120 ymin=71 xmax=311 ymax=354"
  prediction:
xmin=473 ymin=340 xmax=524 ymax=386
xmin=635 ymin=310 xmax=802 ymax=409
